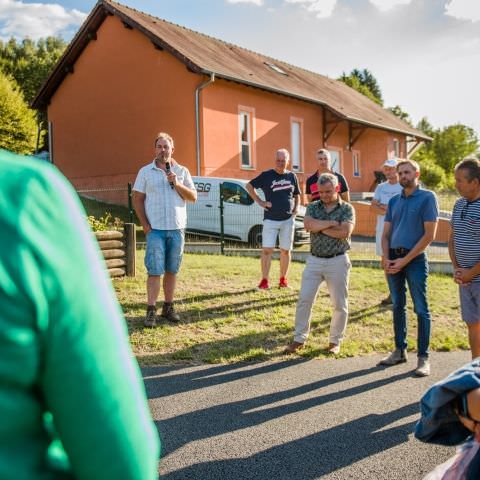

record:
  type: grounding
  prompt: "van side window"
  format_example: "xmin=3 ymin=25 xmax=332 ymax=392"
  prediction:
xmin=222 ymin=182 xmax=253 ymax=206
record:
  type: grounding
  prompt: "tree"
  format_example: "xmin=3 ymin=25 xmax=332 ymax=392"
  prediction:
xmin=0 ymin=36 xmax=67 ymax=151
xmin=338 ymin=68 xmax=383 ymax=106
xmin=0 ymin=70 xmax=37 ymax=154
xmin=431 ymin=124 xmax=479 ymax=172
xmin=416 ymin=117 xmax=435 ymax=138
xmin=389 ymin=105 xmax=412 ymax=126
xmin=0 ymin=36 xmax=67 ymax=104
xmin=413 ymin=121 xmax=479 ymax=188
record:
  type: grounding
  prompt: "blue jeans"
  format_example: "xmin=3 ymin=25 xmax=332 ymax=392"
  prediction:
xmin=145 ymin=229 xmax=185 ymax=275
xmin=386 ymin=252 xmax=431 ymax=358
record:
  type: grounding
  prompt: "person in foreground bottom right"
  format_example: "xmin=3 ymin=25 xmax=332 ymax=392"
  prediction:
xmin=415 ymin=358 xmax=480 ymax=479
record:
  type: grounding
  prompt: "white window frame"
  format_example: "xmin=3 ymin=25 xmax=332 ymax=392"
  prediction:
xmin=290 ymin=117 xmax=304 ymax=172
xmin=328 ymin=147 xmax=342 ymax=173
xmin=238 ymin=106 xmax=256 ymax=169
xmin=392 ymin=138 xmax=400 ymax=158
xmin=352 ymin=150 xmax=361 ymax=178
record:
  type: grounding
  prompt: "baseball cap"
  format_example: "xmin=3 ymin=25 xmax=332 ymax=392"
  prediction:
xmin=383 ymin=158 xmax=398 ymax=167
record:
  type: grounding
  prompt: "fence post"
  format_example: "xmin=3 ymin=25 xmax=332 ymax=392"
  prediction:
xmin=219 ymin=182 xmax=225 ymax=255
xmin=127 ymin=182 xmax=134 ymax=223
xmin=124 ymin=223 xmax=136 ymax=277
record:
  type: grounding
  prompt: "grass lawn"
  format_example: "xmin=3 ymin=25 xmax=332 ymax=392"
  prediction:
xmin=113 ymin=251 xmax=467 ymax=365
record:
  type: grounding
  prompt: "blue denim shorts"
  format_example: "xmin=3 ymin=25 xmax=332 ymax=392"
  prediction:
xmin=145 ymin=229 xmax=185 ymax=275
xmin=459 ymin=282 xmax=480 ymax=324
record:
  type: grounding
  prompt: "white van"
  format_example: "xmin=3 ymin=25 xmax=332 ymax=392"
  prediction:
xmin=187 ymin=177 xmax=309 ymax=247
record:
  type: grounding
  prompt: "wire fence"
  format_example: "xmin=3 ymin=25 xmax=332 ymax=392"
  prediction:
xmin=76 ymin=183 xmax=452 ymax=263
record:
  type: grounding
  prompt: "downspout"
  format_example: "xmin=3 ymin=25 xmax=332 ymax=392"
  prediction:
xmin=195 ymin=72 xmax=215 ymax=176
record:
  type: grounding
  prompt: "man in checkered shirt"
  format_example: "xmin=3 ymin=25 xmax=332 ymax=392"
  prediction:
xmin=133 ymin=132 xmax=197 ymax=327
xmin=285 ymin=173 xmax=355 ymax=355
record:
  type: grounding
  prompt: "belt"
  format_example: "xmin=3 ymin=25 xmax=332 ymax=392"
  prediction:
xmin=311 ymin=252 xmax=345 ymax=259
xmin=390 ymin=247 xmax=410 ymax=256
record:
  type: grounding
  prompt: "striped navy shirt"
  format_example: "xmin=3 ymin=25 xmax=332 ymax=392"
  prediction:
xmin=451 ymin=197 xmax=480 ymax=283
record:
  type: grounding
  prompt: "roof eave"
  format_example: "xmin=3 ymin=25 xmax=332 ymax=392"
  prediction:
xmin=32 ymin=0 xmax=206 ymax=109
xmin=200 ymin=69 xmax=431 ymax=141
xmin=32 ymin=1 xmax=107 ymax=109
xmin=32 ymin=0 xmax=431 ymax=142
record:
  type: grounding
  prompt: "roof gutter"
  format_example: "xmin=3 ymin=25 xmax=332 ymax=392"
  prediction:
xmin=201 ymin=71 xmax=431 ymax=142
xmin=195 ymin=72 xmax=215 ymax=175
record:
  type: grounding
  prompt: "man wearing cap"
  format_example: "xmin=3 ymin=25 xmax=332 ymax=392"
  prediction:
xmin=285 ymin=172 xmax=355 ymax=355
xmin=370 ymin=158 xmax=402 ymax=305
xmin=306 ymin=148 xmax=350 ymax=203
xmin=379 ymin=159 xmax=438 ymax=377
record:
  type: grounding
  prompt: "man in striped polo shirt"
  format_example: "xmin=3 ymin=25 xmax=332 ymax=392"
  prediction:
xmin=449 ymin=157 xmax=480 ymax=358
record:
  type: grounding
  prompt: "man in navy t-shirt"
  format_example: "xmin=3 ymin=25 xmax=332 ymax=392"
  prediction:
xmin=246 ymin=149 xmax=300 ymax=289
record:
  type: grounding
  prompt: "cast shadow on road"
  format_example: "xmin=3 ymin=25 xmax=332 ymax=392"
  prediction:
xmin=159 ymin=402 xmax=418 ymax=479
xmin=153 ymin=367 xmax=413 ymax=457
xmin=143 ymin=359 xmax=309 ymax=397
xmin=144 ymin=360 xmax=394 ymax=400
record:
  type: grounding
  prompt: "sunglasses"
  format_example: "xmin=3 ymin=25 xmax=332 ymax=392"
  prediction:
xmin=457 ymin=392 xmax=480 ymax=424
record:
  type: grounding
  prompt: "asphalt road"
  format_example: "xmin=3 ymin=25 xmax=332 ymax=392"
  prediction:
xmin=145 ymin=351 xmax=471 ymax=480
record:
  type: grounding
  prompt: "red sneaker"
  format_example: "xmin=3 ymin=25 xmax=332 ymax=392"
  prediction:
xmin=258 ymin=278 xmax=269 ymax=290
xmin=279 ymin=277 xmax=289 ymax=288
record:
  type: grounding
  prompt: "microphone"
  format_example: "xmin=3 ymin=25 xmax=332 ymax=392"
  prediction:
xmin=165 ymin=161 xmax=175 ymax=190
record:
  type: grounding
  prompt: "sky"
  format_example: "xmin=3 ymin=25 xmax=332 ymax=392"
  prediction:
xmin=1 ymin=0 xmax=479 ymax=136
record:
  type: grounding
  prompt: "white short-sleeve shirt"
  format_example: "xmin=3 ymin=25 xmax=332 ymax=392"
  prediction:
xmin=373 ymin=181 xmax=403 ymax=235
xmin=133 ymin=160 xmax=195 ymax=230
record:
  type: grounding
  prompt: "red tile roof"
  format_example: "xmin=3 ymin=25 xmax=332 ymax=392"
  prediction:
xmin=33 ymin=0 xmax=430 ymax=140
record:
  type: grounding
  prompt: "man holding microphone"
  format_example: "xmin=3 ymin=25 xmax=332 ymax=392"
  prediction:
xmin=133 ymin=132 xmax=197 ymax=327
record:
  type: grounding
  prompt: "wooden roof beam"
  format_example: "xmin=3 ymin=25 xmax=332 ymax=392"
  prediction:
xmin=407 ymin=137 xmax=422 ymax=156
xmin=348 ymin=122 xmax=367 ymax=151
xmin=322 ymin=108 xmax=342 ymax=145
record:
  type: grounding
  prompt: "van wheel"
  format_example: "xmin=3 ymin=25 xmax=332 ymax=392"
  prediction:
xmin=248 ymin=225 xmax=262 ymax=248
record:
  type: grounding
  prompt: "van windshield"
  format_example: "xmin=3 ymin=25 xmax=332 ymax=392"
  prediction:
xmin=221 ymin=182 xmax=253 ymax=206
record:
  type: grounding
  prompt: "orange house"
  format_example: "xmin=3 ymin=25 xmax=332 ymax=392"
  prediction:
xmin=33 ymin=0 xmax=429 ymax=202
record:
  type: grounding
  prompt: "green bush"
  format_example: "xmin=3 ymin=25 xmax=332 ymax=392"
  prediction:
xmin=418 ymin=159 xmax=447 ymax=189
xmin=0 ymin=71 xmax=37 ymax=154
xmin=87 ymin=213 xmax=123 ymax=232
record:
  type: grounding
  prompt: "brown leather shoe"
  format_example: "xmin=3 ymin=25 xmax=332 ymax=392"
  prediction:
xmin=284 ymin=341 xmax=305 ymax=354
xmin=327 ymin=343 xmax=340 ymax=355
xmin=144 ymin=306 xmax=157 ymax=328
xmin=160 ymin=302 xmax=180 ymax=323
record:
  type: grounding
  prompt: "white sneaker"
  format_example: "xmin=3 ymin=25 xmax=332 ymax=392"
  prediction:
xmin=378 ymin=349 xmax=408 ymax=366
xmin=415 ymin=357 xmax=430 ymax=377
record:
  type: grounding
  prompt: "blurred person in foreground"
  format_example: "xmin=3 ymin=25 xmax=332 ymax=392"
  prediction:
xmin=448 ymin=157 xmax=480 ymax=359
xmin=0 ymin=150 xmax=160 ymax=480
xmin=416 ymin=358 xmax=480 ymax=479
xmin=370 ymin=158 xmax=402 ymax=305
